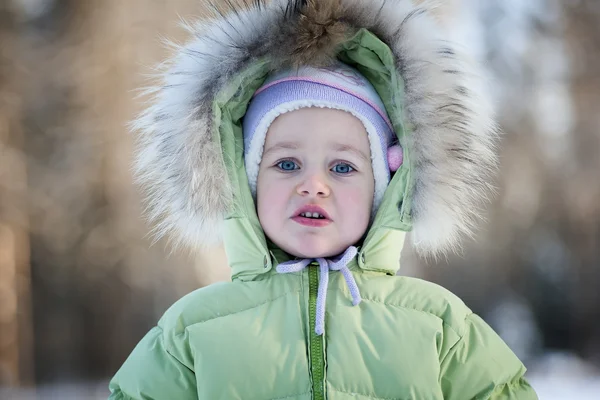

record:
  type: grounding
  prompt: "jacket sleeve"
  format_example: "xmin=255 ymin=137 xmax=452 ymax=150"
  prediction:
xmin=108 ymin=326 xmax=197 ymax=400
xmin=440 ymin=313 xmax=538 ymax=400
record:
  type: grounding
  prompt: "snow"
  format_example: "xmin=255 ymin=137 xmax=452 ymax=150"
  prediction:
xmin=528 ymin=352 xmax=600 ymax=399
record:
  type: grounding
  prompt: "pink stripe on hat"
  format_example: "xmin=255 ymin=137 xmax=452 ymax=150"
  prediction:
xmin=255 ymin=77 xmax=394 ymax=131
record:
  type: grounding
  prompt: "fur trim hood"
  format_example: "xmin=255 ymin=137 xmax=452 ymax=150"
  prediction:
xmin=133 ymin=0 xmax=498 ymax=261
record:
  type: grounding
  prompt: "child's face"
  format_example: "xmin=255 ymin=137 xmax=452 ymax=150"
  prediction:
xmin=256 ymin=107 xmax=374 ymax=259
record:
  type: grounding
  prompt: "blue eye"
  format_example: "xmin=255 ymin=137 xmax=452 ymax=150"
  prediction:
xmin=276 ymin=160 xmax=299 ymax=171
xmin=332 ymin=163 xmax=354 ymax=174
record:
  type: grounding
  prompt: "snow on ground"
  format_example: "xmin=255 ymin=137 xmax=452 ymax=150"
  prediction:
xmin=528 ymin=351 xmax=600 ymax=399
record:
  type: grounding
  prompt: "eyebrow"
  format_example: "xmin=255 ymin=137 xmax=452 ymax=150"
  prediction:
xmin=262 ymin=141 xmax=369 ymax=162
xmin=331 ymin=143 xmax=369 ymax=162
xmin=262 ymin=141 xmax=300 ymax=158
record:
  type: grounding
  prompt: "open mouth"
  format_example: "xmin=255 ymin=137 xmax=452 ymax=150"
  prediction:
xmin=299 ymin=212 xmax=326 ymax=219
xmin=292 ymin=205 xmax=332 ymax=227
xmin=292 ymin=211 xmax=332 ymax=227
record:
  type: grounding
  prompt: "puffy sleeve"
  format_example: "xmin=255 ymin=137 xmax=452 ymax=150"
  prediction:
xmin=440 ymin=313 xmax=538 ymax=400
xmin=108 ymin=326 xmax=197 ymax=400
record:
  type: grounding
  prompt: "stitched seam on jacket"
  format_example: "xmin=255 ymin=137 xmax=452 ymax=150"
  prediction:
xmin=452 ymin=313 xmax=519 ymax=369
xmin=155 ymin=325 xmax=196 ymax=372
xmin=492 ymin=377 xmax=531 ymax=394
xmin=268 ymin=390 xmax=312 ymax=400
xmin=329 ymin=388 xmax=402 ymax=400
xmin=175 ymin=289 xmax=301 ymax=332
xmin=359 ymin=297 xmax=467 ymax=338
xmin=111 ymin=390 xmax=136 ymax=400
xmin=482 ymin=378 xmax=524 ymax=400
xmin=454 ymin=315 xmax=529 ymax=399
xmin=437 ymin=324 xmax=463 ymax=368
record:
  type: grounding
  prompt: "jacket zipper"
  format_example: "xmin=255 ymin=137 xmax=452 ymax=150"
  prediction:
xmin=308 ymin=264 xmax=326 ymax=400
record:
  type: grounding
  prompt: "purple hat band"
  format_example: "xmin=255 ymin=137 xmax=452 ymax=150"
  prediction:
xmin=243 ymin=80 xmax=394 ymax=157
xmin=255 ymin=77 xmax=394 ymax=130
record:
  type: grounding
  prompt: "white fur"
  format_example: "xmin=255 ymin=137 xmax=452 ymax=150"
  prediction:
xmin=132 ymin=0 xmax=499 ymax=257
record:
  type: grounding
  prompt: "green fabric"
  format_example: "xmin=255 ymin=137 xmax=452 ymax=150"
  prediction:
xmin=108 ymin=326 xmax=197 ymax=400
xmin=308 ymin=265 xmax=326 ymax=400
xmin=109 ymin=30 xmax=537 ymax=399
xmin=109 ymin=272 xmax=536 ymax=399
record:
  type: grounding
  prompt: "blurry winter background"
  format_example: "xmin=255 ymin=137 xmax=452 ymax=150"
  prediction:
xmin=0 ymin=0 xmax=599 ymax=398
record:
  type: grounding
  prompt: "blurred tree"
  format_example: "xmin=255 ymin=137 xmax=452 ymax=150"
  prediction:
xmin=0 ymin=2 xmax=34 ymax=387
xmin=563 ymin=0 xmax=600 ymax=365
xmin=425 ymin=0 xmax=600 ymax=367
xmin=2 ymin=0 xmax=214 ymax=387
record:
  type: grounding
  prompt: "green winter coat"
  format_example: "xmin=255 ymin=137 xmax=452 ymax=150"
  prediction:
xmin=109 ymin=1 xmax=538 ymax=399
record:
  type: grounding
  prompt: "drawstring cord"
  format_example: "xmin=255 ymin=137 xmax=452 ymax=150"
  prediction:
xmin=276 ymin=246 xmax=362 ymax=335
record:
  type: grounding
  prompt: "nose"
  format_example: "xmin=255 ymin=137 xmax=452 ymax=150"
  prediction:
xmin=296 ymin=171 xmax=331 ymax=197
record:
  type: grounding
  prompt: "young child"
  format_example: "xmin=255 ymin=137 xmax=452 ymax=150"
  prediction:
xmin=109 ymin=1 xmax=538 ymax=399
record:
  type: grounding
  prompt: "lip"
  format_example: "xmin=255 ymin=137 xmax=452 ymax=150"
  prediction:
xmin=291 ymin=204 xmax=332 ymax=227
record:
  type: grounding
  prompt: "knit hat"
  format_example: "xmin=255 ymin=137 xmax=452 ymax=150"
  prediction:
xmin=243 ymin=63 xmax=403 ymax=212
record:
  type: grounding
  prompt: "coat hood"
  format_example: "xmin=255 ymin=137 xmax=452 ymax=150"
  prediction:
xmin=132 ymin=0 xmax=498 ymax=279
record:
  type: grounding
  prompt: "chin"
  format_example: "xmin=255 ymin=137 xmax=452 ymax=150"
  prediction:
xmin=288 ymin=241 xmax=346 ymax=259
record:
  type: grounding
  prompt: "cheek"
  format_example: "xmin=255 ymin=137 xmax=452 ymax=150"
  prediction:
xmin=339 ymin=186 xmax=373 ymax=221
xmin=257 ymin=175 xmax=289 ymax=220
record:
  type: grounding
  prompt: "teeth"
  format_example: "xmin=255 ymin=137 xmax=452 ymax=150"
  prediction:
xmin=301 ymin=212 xmax=324 ymax=219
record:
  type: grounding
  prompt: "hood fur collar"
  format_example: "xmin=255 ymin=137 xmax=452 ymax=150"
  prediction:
xmin=133 ymin=0 xmax=498 ymax=257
